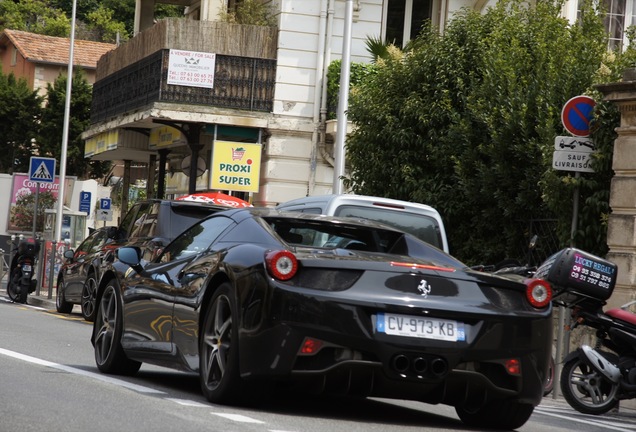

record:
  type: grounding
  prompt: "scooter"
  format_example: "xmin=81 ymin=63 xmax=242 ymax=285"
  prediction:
xmin=534 ymin=247 xmax=630 ymax=415
xmin=6 ymin=237 xmax=40 ymax=304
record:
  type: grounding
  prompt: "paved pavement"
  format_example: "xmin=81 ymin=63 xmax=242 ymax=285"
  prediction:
xmin=12 ymin=293 xmax=636 ymax=414
xmin=27 ymin=293 xmax=57 ymax=310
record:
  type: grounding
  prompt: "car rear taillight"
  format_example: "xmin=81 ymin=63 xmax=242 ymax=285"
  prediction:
xmin=298 ymin=337 xmax=324 ymax=355
xmin=505 ymin=358 xmax=521 ymax=375
xmin=265 ymin=250 xmax=298 ymax=281
xmin=525 ymin=278 xmax=552 ymax=308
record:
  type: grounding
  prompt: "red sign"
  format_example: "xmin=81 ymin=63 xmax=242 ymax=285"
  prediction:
xmin=561 ymin=95 xmax=596 ymax=137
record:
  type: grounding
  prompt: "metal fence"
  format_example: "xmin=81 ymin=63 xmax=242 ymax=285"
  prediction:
xmin=513 ymin=218 xmax=561 ymax=267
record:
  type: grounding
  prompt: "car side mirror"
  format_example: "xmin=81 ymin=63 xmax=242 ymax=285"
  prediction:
xmin=116 ymin=246 xmax=144 ymax=274
xmin=63 ymin=249 xmax=74 ymax=260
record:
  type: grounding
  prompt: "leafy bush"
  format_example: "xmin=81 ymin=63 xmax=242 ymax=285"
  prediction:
xmin=343 ymin=0 xmax=619 ymax=264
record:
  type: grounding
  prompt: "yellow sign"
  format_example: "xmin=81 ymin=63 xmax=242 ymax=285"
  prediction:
xmin=85 ymin=130 xmax=119 ymax=157
xmin=211 ymin=141 xmax=261 ymax=192
xmin=149 ymin=126 xmax=186 ymax=149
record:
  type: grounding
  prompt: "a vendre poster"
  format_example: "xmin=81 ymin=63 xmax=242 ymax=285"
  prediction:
xmin=7 ymin=174 xmax=75 ymax=233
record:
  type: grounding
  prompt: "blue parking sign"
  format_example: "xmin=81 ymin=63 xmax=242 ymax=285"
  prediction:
xmin=100 ymin=198 xmax=111 ymax=210
xmin=80 ymin=191 xmax=92 ymax=215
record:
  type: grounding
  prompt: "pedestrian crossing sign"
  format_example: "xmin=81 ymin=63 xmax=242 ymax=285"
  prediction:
xmin=29 ymin=157 xmax=56 ymax=183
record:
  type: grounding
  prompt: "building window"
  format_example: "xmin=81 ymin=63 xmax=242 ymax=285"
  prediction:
xmin=578 ymin=0 xmax=635 ymax=50
xmin=384 ymin=0 xmax=434 ymax=48
xmin=11 ymin=47 xmax=17 ymax=66
xmin=605 ymin=0 xmax=628 ymax=49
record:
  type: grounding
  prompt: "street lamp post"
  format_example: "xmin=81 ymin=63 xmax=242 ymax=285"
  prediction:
xmin=55 ymin=0 xmax=76 ymax=245
xmin=332 ymin=0 xmax=354 ymax=195
xmin=48 ymin=0 xmax=76 ymax=300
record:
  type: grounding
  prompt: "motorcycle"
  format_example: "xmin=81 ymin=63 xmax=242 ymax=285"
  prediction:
xmin=6 ymin=237 xmax=40 ymax=304
xmin=534 ymin=247 xmax=627 ymax=415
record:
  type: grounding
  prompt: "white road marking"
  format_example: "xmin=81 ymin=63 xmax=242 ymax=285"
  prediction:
xmin=0 ymin=345 xmax=279 ymax=428
xmin=165 ymin=398 xmax=210 ymax=407
xmin=535 ymin=407 xmax=636 ymax=431
xmin=0 ymin=347 xmax=165 ymax=394
xmin=0 ymin=297 xmax=46 ymax=310
xmin=213 ymin=413 xmax=265 ymax=423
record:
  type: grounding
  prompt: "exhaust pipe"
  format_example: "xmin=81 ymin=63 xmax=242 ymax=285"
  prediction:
xmin=392 ymin=355 xmax=410 ymax=373
xmin=412 ymin=357 xmax=428 ymax=374
xmin=579 ymin=345 xmax=620 ymax=383
xmin=430 ymin=357 xmax=449 ymax=378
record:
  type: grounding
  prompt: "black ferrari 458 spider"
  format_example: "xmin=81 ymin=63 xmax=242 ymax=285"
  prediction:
xmin=91 ymin=207 xmax=553 ymax=430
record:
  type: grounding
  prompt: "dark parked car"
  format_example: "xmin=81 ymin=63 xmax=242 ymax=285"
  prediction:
xmin=91 ymin=208 xmax=553 ymax=430
xmin=56 ymin=226 xmax=118 ymax=319
xmin=56 ymin=199 xmax=227 ymax=321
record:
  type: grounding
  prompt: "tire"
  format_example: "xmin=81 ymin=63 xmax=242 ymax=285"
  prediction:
xmin=199 ymin=283 xmax=243 ymax=404
xmin=18 ymin=281 xmax=28 ymax=304
xmin=7 ymin=269 xmax=28 ymax=304
xmin=56 ymin=278 xmax=74 ymax=314
xmin=93 ymin=280 xmax=141 ymax=375
xmin=6 ymin=269 xmax=20 ymax=302
xmin=455 ymin=399 xmax=534 ymax=430
xmin=560 ymin=354 xmax=619 ymax=415
xmin=81 ymin=274 xmax=98 ymax=321
xmin=543 ymin=355 xmax=555 ymax=396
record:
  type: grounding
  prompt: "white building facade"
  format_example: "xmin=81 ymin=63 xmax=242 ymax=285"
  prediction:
xmin=83 ymin=0 xmax=626 ymax=207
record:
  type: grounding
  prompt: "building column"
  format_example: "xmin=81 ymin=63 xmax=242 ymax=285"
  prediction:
xmin=596 ymin=71 xmax=636 ymax=307
xmin=122 ymin=160 xmax=132 ymax=214
xmin=147 ymin=153 xmax=156 ymax=199
xmin=157 ymin=149 xmax=170 ymax=199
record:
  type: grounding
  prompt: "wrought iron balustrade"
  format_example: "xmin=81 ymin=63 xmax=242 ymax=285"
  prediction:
xmin=91 ymin=50 xmax=276 ymax=123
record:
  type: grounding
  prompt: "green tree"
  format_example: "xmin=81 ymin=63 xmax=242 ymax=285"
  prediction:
xmin=0 ymin=72 xmax=42 ymax=173
xmin=0 ymin=0 xmax=70 ymax=36
xmin=38 ymin=70 xmax=111 ymax=179
xmin=85 ymin=5 xmax=129 ymax=42
xmin=219 ymin=0 xmax=277 ymax=26
xmin=11 ymin=189 xmax=57 ymax=232
xmin=345 ymin=0 xmax=614 ymax=264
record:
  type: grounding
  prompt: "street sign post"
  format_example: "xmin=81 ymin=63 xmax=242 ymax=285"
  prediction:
xmin=29 ymin=157 xmax=56 ymax=183
xmin=28 ymin=156 xmax=57 ymax=238
xmin=99 ymin=198 xmax=111 ymax=210
xmin=552 ymin=136 xmax=595 ymax=173
xmin=96 ymin=209 xmax=113 ymax=222
xmin=79 ymin=191 xmax=91 ymax=215
xmin=97 ymin=198 xmax=113 ymax=222
xmin=561 ymin=95 xmax=596 ymax=137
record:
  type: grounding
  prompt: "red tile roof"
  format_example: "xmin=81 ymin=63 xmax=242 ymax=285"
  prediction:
xmin=0 ymin=29 xmax=115 ymax=69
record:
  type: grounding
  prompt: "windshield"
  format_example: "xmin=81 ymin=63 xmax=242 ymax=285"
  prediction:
xmin=334 ymin=205 xmax=443 ymax=249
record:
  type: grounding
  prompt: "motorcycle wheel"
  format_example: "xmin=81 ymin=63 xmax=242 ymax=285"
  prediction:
xmin=560 ymin=354 xmax=619 ymax=415
xmin=543 ymin=355 xmax=555 ymax=396
xmin=6 ymin=272 xmax=19 ymax=302
xmin=6 ymin=269 xmax=23 ymax=303
xmin=18 ymin=282 xmax=28 ymax=304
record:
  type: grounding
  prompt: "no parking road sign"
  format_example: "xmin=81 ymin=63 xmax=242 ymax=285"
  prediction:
xmin=561 ymin=95 xmax=596 ymax=137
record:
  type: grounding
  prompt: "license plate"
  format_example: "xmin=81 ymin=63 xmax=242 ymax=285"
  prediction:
xmin=376 ymin=312 xmax=465 ymax=342
xmin=22 ymin=264 xmax=32 ymax=271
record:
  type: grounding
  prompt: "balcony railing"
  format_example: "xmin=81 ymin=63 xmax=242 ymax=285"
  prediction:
xmin=89 ymin=19 xmax=278 ymax=123
xmin=91 ymin=49 xmax=276 ymax=123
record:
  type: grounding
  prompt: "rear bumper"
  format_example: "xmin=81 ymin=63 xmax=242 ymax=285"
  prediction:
xmin=237 ymin=288 xmax=552 ymax=406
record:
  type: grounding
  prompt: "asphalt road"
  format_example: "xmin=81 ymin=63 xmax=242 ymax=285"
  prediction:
xmin=2 ymin=295 xmax=636 ymax=432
